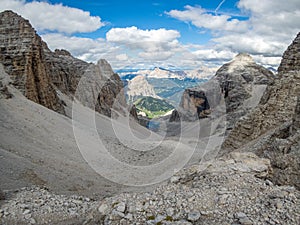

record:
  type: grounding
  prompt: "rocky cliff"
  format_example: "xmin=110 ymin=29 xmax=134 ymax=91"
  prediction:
xmin=0 ymin=10 xmax=126 ymax=117
xmin=223 ymin=34 xmax=300 ymax=150
xmin=126 ymin=75 xmax=160 ymax=103
xmin=222 ymin=32 xmax=300 ymax=189
xmin=171 ymin=53 xmax=273 ymax=124
xmin=0 ymin=10 xmax=64 ymax=113
xmin=278 ymin=33 xmax=300 ymax=73
xmin=212 ymin=53 xmax=274 ymax=131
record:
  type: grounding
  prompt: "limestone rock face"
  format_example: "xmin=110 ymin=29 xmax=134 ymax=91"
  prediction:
xmin=278 ymin=33 xmax=300 ymax=73
xmin=0 ymin=10 xmax=126 ymax=117
xmin=126 ymin=75 xmax=160 ymax=102
xmin=74 ymin=59 xmax=126 ymax=117
xmin=212 ymin=53 xmax=274 ymax=130
xmin=169 ymin=79 xmax=222 ymax=122
xmin=223 ymin=34 xmax=300 ymax=150
xmin=0 ymin=10 xmax=64 ymax=113
xmin=222 ymin=33 xmax=300 ymax=189
xmin=292 ymin=96 xmax=300 ymax=133
xmin=43 ymin=47 xmax=90 ymax=95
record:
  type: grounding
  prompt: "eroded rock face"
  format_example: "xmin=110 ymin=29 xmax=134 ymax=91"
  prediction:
xmin=222 ymin=32 xmax=300 ymax=189
xmin=212 ymin=53 xmax=274 ymax=130
xmin=74 ymin=59 xmax=126 ymax=117
xmin=278 ymin=32 xmax=300 ymax=73
xmin=0 ymin=10 xmax=64 ymax=113
xmin=0 ymin=10 xmax=126 ymax=117
xmin=169 ymin=79 xmax=222 ymax=122
xmin=223 ymin=35 xmax=300 ymax=150
xmin=43 ymin=47 xmax=90 ymax=96
xmin=292 ymin=96 xmax=300 ymax=133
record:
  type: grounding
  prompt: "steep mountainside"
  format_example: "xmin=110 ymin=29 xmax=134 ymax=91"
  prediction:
xmin=126 ymin=75 xmax=160 ymax=102
xmin=278 ymin=33 xmax=300 ymax=73
xmin=212 ymin=53 xmax=274 ymax=130
xmin=0 ymin=10 xmax=125 ymax=117
xmin=0 ymin=10 xmax=64 ymax=113
xmin=172 ymin=53 xmax=273 ymax=124
xmin=222 ymin=32 xmax=300 ymax=189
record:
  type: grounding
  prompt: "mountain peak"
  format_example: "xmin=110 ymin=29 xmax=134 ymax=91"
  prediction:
xmin=278 ymin=32 xmax=300 ymax=73
xmin=233 ymin=53 xmax=254 ymax=63
xmin=226 ymin=53 xmax=255 ymax=72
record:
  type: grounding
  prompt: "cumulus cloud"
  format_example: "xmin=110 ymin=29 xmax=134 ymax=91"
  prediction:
xmin=193 ymin=49 xmax=236 ymax=61
xmin=116 ymin=54 xmax=129 ymax=61
xmin=41 ymin=33 xmax=116 ymax=62
xmin=166 ymin=5 xmax=249 ymax=32
xmin=107 ymin=26 xmax=180 ymax=44
xmin=106 ymin=27 xmax=181 ymax=61
xmin=0 ymin=0 xmax=104 ymax=33
xmin=166 ymin=0 xmax=300 ymax=69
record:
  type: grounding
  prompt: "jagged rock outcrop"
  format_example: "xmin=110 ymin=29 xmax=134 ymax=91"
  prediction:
xmin=169 ymin=78 xmax=223 ymax=122
xmin=0 ymin=64 xmax=13 ymax=99
xmin=169 ymin=109 xmax=180 ymax=122
xmin=73 ymin=59 xmax=126 ymax=117
xmin=222 ymin=32 xmax=300 ymax=189
xmin=292 ymin=96 xmax=300 ymax=133
xmin=43 ymin=47 xmax=90 ymax=95
xmin=278 ymin=33 xmax=300 ymax=73
xmin=212 ymin=53 xmax=274 ymax=130
xmin=172 ymin=54 xmax=274 ymax=125
xmin=126 ymin=75 xmax=160 ymax=103
xmin=0 ymin=189 xmax=4 ymax=200
xmin=0 ymin=10 xmax=126 ymax=117
xmin=0 ymin=10 xmax=64 ymax=113
xmin=170 ymin=89 xmax=211 ymax=122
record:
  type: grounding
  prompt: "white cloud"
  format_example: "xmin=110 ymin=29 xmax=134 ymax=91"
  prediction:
xmin=0 ymin=0 xmax=104 ymax=33
xmin=193 ymin=49 xmax=236 ymax=61
xmin=166 ymin=1 xmax=300 ymax=69
xmin=3 ymin=0 xmax=296 ymax=70
xmin=107 ymin=26 xmax=180 ymax=44
xmin=106 ymin=27 xmax=181 ymax=61
xmin=115 ymin=54 xmax=129 ymax=61
xmin=41 ymin=33 xmax=117 ymax=62
xmin=252 ymin=55 xmax=282 ymax=68
xmin=166 ymin=5 xmax=249 ymax=32
xmin=41 ymin=32 xmax=216 ymax=70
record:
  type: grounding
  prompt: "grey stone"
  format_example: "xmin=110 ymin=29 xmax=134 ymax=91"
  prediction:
xmin=187 ymin=211 xmax=201 ymax=222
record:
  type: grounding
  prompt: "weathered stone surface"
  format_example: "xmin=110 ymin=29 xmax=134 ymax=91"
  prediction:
xmin=278 ymin=32 xmax=300 ymax=73
xmin=0 ymin=10 xmax=126 ymax=117
xmin=74 ymin=59 xmax=126 ymax=117
xmin=292 ymin=96 xmax=300 ymax=133
xmin=0 ymin=189 xmax=4 ymax=200
xmin=222 ymin=71 xmax=300 ymax=150
xmin=169 ymin=109 xmax=180 ymax=122
xmin=173 ymin=53 xmax=273 ymax=127
xmin=169 ymin=79 xmax=223 ymax=123
xmin=222 ymin=33 xmax=300 ymax=189
xmin=169 ymin=89 xmax=211 ymax=122
xmin=0 ymin=10 xmax=64 ymax=113
xmin=2 ymin=152 xmax=299 ymax=225
xmin=223 ymin=34 xmax=300 ymax=150
xmin=212 ymin=53 xmax=274 ymax=131
xmin=43 ymin=47 xmax=89 ymax=96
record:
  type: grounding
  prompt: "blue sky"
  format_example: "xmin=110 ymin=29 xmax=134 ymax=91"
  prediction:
xmin=1 ymin=0 xmax=300 ymax=70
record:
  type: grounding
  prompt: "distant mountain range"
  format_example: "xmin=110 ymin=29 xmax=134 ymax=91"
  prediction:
xmin=118 ymin=66 xmax=218 ymax=80
xmin=120 ymin=67 xmax=217 ymax=106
